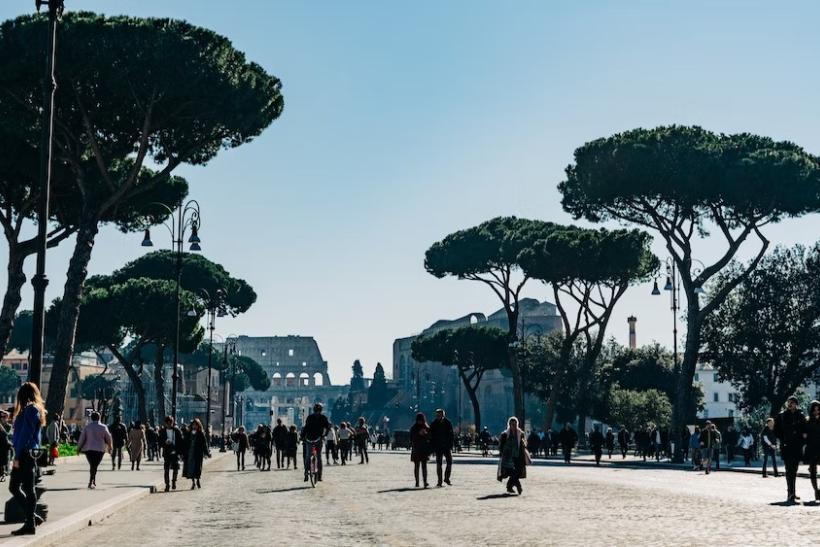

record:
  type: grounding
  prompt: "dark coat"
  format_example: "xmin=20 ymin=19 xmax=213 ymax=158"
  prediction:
xmin=110 ymin=422 xmax=128 ymax=448
xmin=286 ymin=431 xmax=298 ymax=457
xmin=497 ymin=432 xmax=527 ymax=480
xmin=429 ymin=417 xmax=454 ymax=452
xmin=272 ymin=424 xmax=288 ymax=449
xmin=605 ymin=431 xmax=615 ymax=450
xmin=617 ymin=429 xmax=630 ymax=447
xmin=183 ymin=429 xmax=209 ymax=479
xmin=804 ymin=418 xmax=820 ymax=464
xmin=159 ymin=426 xmax=184 ymax=459
xmin=589 ymin=431 xmax=604 ymax=450
xmin=558 ymin=427 xmax=577 ymax=449
xmin=774 ymin=408 xmax=806 ymax=458
xmin=233 ymin=432 xmax=250 ymax=452
xmin=409 ymin=423 xmax=431 ymax=463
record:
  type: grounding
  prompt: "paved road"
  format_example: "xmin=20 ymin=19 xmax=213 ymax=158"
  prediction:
xmin=60 ymin=451 xmax=819 ymax=546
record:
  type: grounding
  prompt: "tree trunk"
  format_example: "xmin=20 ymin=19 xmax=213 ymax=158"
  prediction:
xmin=154 ymin=344 xmax=166 ymax=420
xmin=0 ymin=246 xmax=27 ymax=360
xmin=458 ymin=369 xmax=482 ymax=432
xmin=508 ymin=345 xmax=524 ymax=425
xmin=670 ymin=305 xmax=701 ymax=462
xmin=45 ymin=215 xmax=100 ymax=417
xmin=110 ymin=346 xmax=148 ymax=424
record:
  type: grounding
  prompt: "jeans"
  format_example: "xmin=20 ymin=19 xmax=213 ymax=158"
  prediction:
xmin=762 ymin=446 xmax=778 ymax=476
xmin=85 ymin=450 xmax=104 ymax=484
xmin=783 ymin=451 xmax=801 ymax=497
xmin=414 ymin=460 xmax=428 ymax=486
xmin=303 ymin=439 xmax=323 ymax=479
xmin=435 ymin=449 xmax=452 ymax=484
xmin=326 ymin=441 xmax=337 ymax=463
xmin=743 ymin=447 xmax=752 ymax=466
xmin=339 ymin=440 xmax=350 ymax=465
xmin=506 ymin=468 xmax=522 ymax=493
xmin=111 ymin=446 xmax=123 ymax=469
xmin=358 ymin=441 xmax=369 ymax=464
xmin=9 ymin=456 xmax=37 ymax=523
xmin=275 ymin=445 xmax=285 ymax=468
xmin=562 ymin=446 xmax=572 ymax=463
xmin=164 ymin=455 xmax=179 ymax=487
xmin=236 ymin=449 xmax=245 ymax=470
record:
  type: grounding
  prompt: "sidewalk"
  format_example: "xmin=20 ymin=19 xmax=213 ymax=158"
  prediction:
xmin=0 ymin=451 xmax=226 ymax=547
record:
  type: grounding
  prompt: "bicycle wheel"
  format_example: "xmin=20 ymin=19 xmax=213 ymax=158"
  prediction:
xmin=309 ymin=456 xmax=317 ymax=487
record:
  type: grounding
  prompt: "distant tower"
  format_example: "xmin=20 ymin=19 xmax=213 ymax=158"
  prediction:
xmin=627 ymin=316 xmax=637 ymax=349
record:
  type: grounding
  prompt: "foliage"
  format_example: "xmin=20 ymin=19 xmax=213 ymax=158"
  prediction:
xmin=350 ymin=360 xmax=366 ymax=391
xmin=558 ymin=125 xmax=820 ymax=442
xmin=229 ymin=355 xmax=270 ymax=392
xmin=701 ymin=245 xmax=820 ymax=416
xmin=367 ymin=363 xmax=390 ymax=409
xmin=608 ymin=388 xmax=672 ymax=432
xmin=0 ymin=365 xmax=20 ymax=396
xmin=57 ymin=443 xmax=78 ymax=458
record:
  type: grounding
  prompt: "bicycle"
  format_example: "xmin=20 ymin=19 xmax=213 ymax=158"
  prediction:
xmin=305 ymin=437 xmax=321 ymax=487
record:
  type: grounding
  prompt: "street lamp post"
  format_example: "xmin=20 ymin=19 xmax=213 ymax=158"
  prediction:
xmin=201 ymin=289 xmax=225 ymax=438
xmin=220 ymin=335 xmax=238 ymax=450
xmin=140 ymin=200 xmax=202 ymax=421
xmin=29 ymin=0 xmax=65 ymax=387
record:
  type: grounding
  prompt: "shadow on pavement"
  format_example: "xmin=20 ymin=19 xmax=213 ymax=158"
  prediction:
xmin=377 ymin=487 xmax=428 ymax=493
xmin=768 ymin=500 xmax=798 ymax=507
xmin=476 ymin=493 xmax=517 ymax=500
xmin=256 ymin=486 xmax=313 ymax=494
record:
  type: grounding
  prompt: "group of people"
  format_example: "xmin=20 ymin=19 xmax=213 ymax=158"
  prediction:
xmin=227 ymin=406 xmax=372 ymax=482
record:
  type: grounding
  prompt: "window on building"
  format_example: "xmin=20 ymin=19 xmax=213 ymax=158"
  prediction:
xmin=694 ymin=373 xmax=699 ymax=381
xmin=728 ymin=410 xmax=734 ymax=418
xmin=713 ymin=392 xmax=719 ymax=402
xmin=302 ymin=361 xmax=307 ymax=367
xmin=713 ymin=373 xmax=718 ymax=382
xmin=288 ymin=349 xmax=294 ymax=357
xmin=261 ymin=350 xmax=266 ymax=357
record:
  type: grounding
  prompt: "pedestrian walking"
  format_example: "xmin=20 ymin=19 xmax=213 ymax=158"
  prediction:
xmin=8 ymin=382 xmax=46 ymax=536
xmin=325 ymin=424 xmax=338 ymax=465
xmin=0 ymin=410 xmax=11 ymax=482
xmin=605 ymin=428 xmax=615 ymax=459
xmin=338 ymin=422 xmax=352 ymax=465
xmin=233 ymin=426 xmax=250 ymax=470
xmin=774 ymin=396 xmax=806 ymax=503
xmin=737 ymin=428 xmax=754 ymax=467
xmin=724 ymin=425 xmax=738 ymax=464
xmin=77 ymin=411 xmax=113 ymax=489
xmin=146 ymin=426 xmax=159 ymax=461
xmin=109 ymin=414 xmax=128 ymax=471
xmin=160 ymin=416 xmax=184 ymax=492
xmin=44 ymin=412 xmax=61 ymax=466
xmin=286 ymin=425 xmax=298 ymax=470
xmin=558 ymin=422 xmax=577 ymax=464
xmin=355 ymin=417 xmax=370 ymax=464
xmin=700 ymin=422 xmax=719 ymax=474
xmin=272 ymin=418 xmax=288 ymax=469
xmin=589 ymin=425 xmax=604 ymax=465
xmin=497 ymin=416 xmax=528 ymax=495
xmin=760 ymin=418 xmax=779 ymax=478
xmin=127 ymin=421 xmax=147 ymax=470
xmin=617 ymin=427 xmax=629 ymax=459
xmin=430 ymin=409 xmax=454 ymax=487
xmin=183 ymin=418 xmax=210 ymax=489
xmin=804 ymin=400 xmax=820 ymax=502
xmin=410 ymin=412 xmax=431 ymax=488
xmin=688 ymin=426 xmax=702 ymax=470
xmin=527 ymin=429 xmax=541 ymax=459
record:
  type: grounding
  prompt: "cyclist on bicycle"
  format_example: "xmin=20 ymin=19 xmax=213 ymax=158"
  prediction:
xmin=300 ymin=403 xmax=331 ymax=482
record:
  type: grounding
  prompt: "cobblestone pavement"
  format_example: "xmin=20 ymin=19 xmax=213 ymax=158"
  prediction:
xmin=60 ymin=451 xmax=820 ymax=546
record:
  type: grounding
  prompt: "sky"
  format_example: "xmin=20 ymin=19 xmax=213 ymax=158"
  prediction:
xmin=1 ymin=1 xmax=820 ymax=384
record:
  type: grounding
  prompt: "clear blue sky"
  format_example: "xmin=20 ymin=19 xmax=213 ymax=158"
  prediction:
xmin=2 ymin=1 xmax=819 ymax=383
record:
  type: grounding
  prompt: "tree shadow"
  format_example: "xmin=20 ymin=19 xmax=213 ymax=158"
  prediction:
xmin=476 ymin=493 xmax=517 ymax=500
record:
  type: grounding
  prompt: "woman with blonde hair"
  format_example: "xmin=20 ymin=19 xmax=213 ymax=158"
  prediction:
xmin=127 ymin=421 xmax=148 ymax=471
xmin=497 ymin=416 xmax=528 ymax=495
xmin=9 ymin=382 xmax=46 ymax=536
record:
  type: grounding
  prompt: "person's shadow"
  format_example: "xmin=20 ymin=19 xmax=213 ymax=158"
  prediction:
xmin=377 ymin=487 xmax=427 ymax=493
xmin=256 ymin=486 xmax=313 ymax=494
xmin=476 ymin=493 xmax=517 ymax=500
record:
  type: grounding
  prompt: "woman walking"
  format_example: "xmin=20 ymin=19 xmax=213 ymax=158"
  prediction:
xmin=127 ymin=421 xmax=147 ymax=471
xmin=805 ymin=400 xmax=820 ymax=501
xmin=761 ymin=418 xmax=779 ymax=478
xmin=338 ymin=422 xmax=352 ymax=465
xmin=8 ymin=382 xmax=46 ymax=536
xmin=410 ymin=412 xmax=431 ymax=488
xmin=233 ymin=426 xmax=250 ymax=471
xmin=77 ymin=411 xmax=113 ymax=489
xmin=497 ymin=416 xmax=528 ymax=495
xmin=183 ymin=419 xmax=210 ymax=489
xmin=286 ymin=425 xmax=299 ymax=470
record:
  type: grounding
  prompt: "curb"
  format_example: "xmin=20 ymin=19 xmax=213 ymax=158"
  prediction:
xmin=7 ymin=451 xmax=227 ymax=547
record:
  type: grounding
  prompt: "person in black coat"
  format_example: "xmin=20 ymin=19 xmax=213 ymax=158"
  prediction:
xmin=109 ymin=415 xmax=128 ymax=471
xmin=774 ymin=396 xmax=807 ymax=503
xmin=605 ymin=428 xmax=615 ymax=459
xmin=429 ymin=409 xmax=454 ymax=487
xmin=272 ymin=418 xmax=288 ymax=469
xmin=183 ymin=418 xmax=210 ymax=489
xmin=804 ymin=400 xmax=820 ymax=502
xmin=589 ymin=425 xmax=604 ymax=465
xmin=558 ymin=423 xmax=577 ymax=464
xmin=617 ymin=427 xmax=630 ymax=459
xmin=232 ymin=426 xmax=250 ymax=471
xmin=410 ymin=412 xmax=431 ymax=488
xmin=159 ymin=415 xmax=184 ymax=492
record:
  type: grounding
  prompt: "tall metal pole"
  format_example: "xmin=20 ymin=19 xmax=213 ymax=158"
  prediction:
xmin=670 ymin=260 xmax=679 ymax=373
xmin=171 ymin=206 xmax=182 ymax=420
xmin=205 ymin=307 xmax=214 ymax=435
xmin=29 ymin=0 xmax=64 ymax=386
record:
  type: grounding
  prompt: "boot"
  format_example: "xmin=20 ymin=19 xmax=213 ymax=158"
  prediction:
xmin=11 ymin=518 xmax=36 ymax=536
xmin=196 ymin=479 xmax=201 ymax=489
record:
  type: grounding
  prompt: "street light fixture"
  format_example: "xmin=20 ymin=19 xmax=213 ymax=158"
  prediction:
xmin=200 ymin=288 xmax=227 ymax=439
xmin=139 ymin=199 xmax=202 ymax=421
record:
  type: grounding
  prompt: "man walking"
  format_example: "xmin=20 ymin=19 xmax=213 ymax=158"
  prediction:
xmin=617 ymin=427 xmax=630 ymax=459
xmin=430 ymin=409 xmax=454 ymax=487
xmin=559 ymin=422 xmax=578 ymax=464
xmin=724 ymin=424 xmax=738 ymax=464
xmin=160 ymin=416 xmax=184 ymax=492
xmin=109 ymin=415 xmax=128 ymax=470
xmin=589 ymin=425 xmax=604 ymax=465
xmin=272 ymin=418 xmax=288 ymax=469
xmin=774 ymin=396 xmax=806 ymax=503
